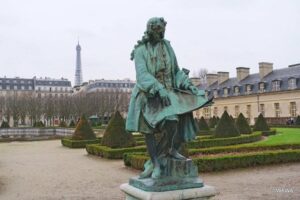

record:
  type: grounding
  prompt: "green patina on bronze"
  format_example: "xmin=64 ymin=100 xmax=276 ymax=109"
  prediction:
xmin=126 ymin=17 xmax=212 ymax=192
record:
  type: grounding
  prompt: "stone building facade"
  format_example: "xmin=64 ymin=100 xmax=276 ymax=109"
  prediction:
xmin=195 ymin=62 xmax=300 ymax=125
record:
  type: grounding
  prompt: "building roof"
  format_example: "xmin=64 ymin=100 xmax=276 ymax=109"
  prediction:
xmin=205 ymin=64 xmax=300 ymax=97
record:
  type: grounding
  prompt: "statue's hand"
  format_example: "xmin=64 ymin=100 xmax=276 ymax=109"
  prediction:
xmin=188 ymin=85 xmax=199 ymax=95
xmin=158 ymin=88 xmax=171 ymax=107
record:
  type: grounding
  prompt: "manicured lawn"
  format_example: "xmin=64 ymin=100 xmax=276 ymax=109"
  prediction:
xmin=255 ymin=128 xmax=300 ymax=145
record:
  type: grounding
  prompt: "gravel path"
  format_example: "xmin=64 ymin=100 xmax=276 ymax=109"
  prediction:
xmin=0 ymin=140 xmax=299 ymax=200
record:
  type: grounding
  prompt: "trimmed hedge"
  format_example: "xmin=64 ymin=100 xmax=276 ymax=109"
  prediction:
xmin=86 ymin=144 xmax=146 ymax=159
xmin=215 ymin=111 xmax=240 ymax=138
xmin=194 ymin=149 xmax=300 ymax=172
xmin=124 ymin=149 xmax=300 ymax=172
xmin=188 ymin=142 xmax=300 ymax=156
xmin=101 ymin=111 xmax=135 ymax=148
xmin=235 ymin=113 xmax=252 ymax=134
xmin=253 ymin=114 xmax=270 ymax=131
xmin=61 ymin=138 xmax=101 ymax=148
xmin=72 ymin=115 xmax=96 ymax=140
xmin=261 ymin=129 xmax=277 ymax=136
xmin=198 ymin=117 xmax=209 ymax=131
xmin=0 ymin=121 xmax=10 ymax=128
xmin=270 ymin=125 xmax=300 ymax=128
xmin=296 ymin=116 xmax=300 ymax=125
xmin=187 ymin=132 xmax=262 ymax=149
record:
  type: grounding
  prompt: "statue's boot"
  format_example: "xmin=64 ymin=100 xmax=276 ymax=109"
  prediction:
xmin=139 ymin=160 xmax=153 ymax=179
xmin=169 ymin=148 xmax=186 ymax=160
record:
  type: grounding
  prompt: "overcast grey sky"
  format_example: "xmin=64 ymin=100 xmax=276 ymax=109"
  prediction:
xmin=0 ymin=0 xmax=299 ymax=85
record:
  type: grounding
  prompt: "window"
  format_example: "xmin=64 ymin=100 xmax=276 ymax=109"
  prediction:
xmin=272 ymin=80 xmax=280 ymax=91
xmin=20 ymin=80 xmax=24 ymax=84
xmin=6 ymin=85 xmax=10 ymax=90
xmin=246 ymin=85 xmax=252 ymax=94
xmin=223 ymin=88 xmax=228 ymax=97
xmin=213 ymin=107 xmax=218 ymax=116
xmin=224 ymin=106 xmax=228 ymax=112
xmin=14 ymin=85 xmax=17 ymax=90
xmin=203 ymin=107 xmax=211 ymax=119
xmin=234 ymin=86 xmax=239 ymax=95
xmin=28 ymin=86 xmax=32 ymax=90
xmin=274 ymin=103 xmax=280 ymax=117
xmin=288 ymin=78 xmax=296 ymax=89
xmin=235 ymin=105 xmax=240 ymax=117
xmin=290 ymin=102 xmax=297 ymax=117
xmin=6 ymin=80 xmax=10 ymax=83
xmin=246 ymin=105 xmax=251 ymax=119
xmin=38 ymin=87 xmax=41 ymax=91
xmin=21 ymin=86 xmax=25 ymax=90
xmin=49 ymin=87 xmax=52 ymax=92
xmin=13 ymin=80 xmax=17 ymax=83
xmin=259 ymin=83 xmax=265 ymax=92
xmin=260 ymin=104 xmax=265 ymax=116
xmin=213 ymin=90 xmax=218 ymax=98
xmin=0 ymin=85 xmax=2 ymax=90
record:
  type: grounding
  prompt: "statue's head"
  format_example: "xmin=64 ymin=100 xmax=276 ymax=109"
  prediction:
xmin=146 ymin=17 xmax=167 ymax=44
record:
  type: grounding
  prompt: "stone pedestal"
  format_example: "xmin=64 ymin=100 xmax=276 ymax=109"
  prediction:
xmin=120 ymin=183 xmax=217 ymax=200
xmin=121 ymin=158 xmax=217 ymax=199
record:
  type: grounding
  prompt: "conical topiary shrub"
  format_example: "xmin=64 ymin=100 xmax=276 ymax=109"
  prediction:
xmin=214 ymin=111 xmax=240 ymax=138
xmin=0 ymin=121 xmax=10 ymax=128
xmin=72 ymin=115 xmax=96 ymax=140
xmin=101 ymin=111 xmax=135 ymax=148
xmin=295 ymin=116 xmax=300 ymax=125
xmin=253 ymin=113 xmax=270 ymax=131
xmin=198 ymin=117 xmax=209 ymax=131
xmin=69 ymin=120 xmax=76 ymax=127
xmin=235 ymin=113 xmax=252 ymax=134
xmin=209 ymin=116 xmax=217 ymax=128
xmin=59 ymin=120 xmax=67 ymax=127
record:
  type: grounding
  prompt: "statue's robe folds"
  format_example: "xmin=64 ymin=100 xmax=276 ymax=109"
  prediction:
xmin=125 ymin=40 xmax=211 ymax=142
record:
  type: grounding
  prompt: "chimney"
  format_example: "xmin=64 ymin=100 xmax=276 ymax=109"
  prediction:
xmin=236 ymin=67 xmax=250 ymax=81
xmin=217 ymin=72 xmax=229 ymax=84
xmin=190 ymin=77 xmax=201 ymax=86
xmin=259 ymin=62 xmax=273 ymax=79
xmin=206 ymin=73 xmax=218 ymax=86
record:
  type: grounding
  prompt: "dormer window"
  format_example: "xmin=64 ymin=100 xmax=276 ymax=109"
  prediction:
xmin=213 ymin=89 xmax=218 ymax=98
xmin=259 ymin=82 xmax=265 ymax=93
xmin=234 ymin=86 xmax=239 ymax=95
xmin=288 ymin=78 xmax=296 ymax=89
xmin=223 ymin=88 xmax=228 ymax=97
xmin=246 ymin=84 xmax=252 ymax=94
xmin=272 ymin=80 xmax=280 ymax=91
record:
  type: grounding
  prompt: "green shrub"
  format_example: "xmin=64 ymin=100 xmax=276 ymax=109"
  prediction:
xmin=69 ymin=120 xmax=76 ymax=127
xmin=198 ymin=117 xmax=209 ymax=131
xmin=253 ymin=114 xmax=270 ymax=131
xmin=86 ymin=144 xmax=146 ymax=159
xmin=235 ymin=113 xmax=252 ymax=134
xmin=33 ymin=121 xmax=45 ymax=127
xmin=101 ymin=111 xmax=135 ymax=148
xmin=261 ymin=129 xmax=277 ymax=136
xmin=72 ymin=115 xmax=96 ymax=140
xmin=59 ymin=120 xmax=67 ymax=128
xmin=187 ymin=132 xmax=262 ymax=148
xmin=126 ymin=149 xmax=300 ymax=172
xmin=188 ymin=142 xmax=300 ymax=156
xmin=209 ymin=116 xmax=218 ymax=128
xmin=0 ymin=121 xmax=10 ymax=128
xmin=214 ymin=111 xmax=240 ymax=138
xmin=61 ymin=138 xmax=100 ymax=148
xmin=296 ymin=116 xmax=300 ymax=125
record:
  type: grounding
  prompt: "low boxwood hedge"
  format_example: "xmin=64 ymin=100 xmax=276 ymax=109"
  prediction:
xmin=86 ymin=144 xmax=146 ymax=159
xmin=124 ymin=149 xmax=300 ymax=172
xmin=262 ymin=129 xmax=277 ymax=136
xmin=187 ymin=132 xmax=262 ymax=148
xmin=61 ymin=138 xmax=101 ymax=148
xmin=188 ymin=143 xmax=300 ymax=155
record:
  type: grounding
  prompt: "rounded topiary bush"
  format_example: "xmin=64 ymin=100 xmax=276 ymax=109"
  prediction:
xmin=101 ymin=111 xmax=135 ymax=148
xmin=209 ymin=116 xmax=217 ymax=128
xmin=198 ymin=117 xmax=209 ymax=131
xmin=214 ymin=111 xmax=240 ymax=138
xmin=0 ymin=121 xmax=10 ymax=128
xmin=295 ymin=116 xmax=300 ymax=125
xmin=72 ymin=115 xmax=96 ymax=140
xmin=69 ymin=120 xmax=76 ymax=127
xmin=253 ymin=114 xmax=270 ymax=131
xmin=235 ymin=113 xmax=252 ymax=134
